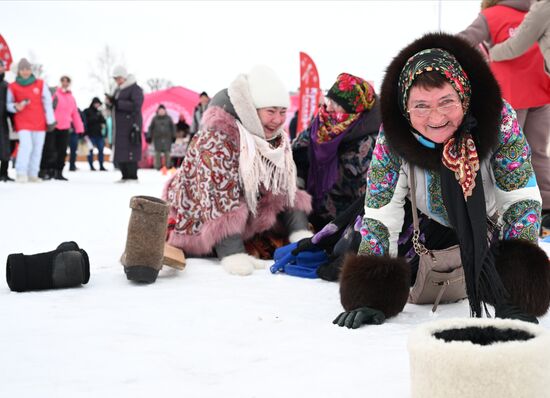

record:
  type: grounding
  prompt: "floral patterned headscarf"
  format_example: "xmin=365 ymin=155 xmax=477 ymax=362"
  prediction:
xmin=397 ymin=48 xmax=472 ymax=119
xmin=326 ymin=73 xmax=376 ymax=114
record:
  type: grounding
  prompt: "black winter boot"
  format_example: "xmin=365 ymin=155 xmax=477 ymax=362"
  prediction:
xmin=54 ymin=170 xmax=68 ymax=181
xmin=6 ymin=241 xmax=90 ymax=292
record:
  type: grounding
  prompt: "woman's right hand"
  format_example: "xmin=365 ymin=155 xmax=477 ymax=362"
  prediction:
xmin=15 ymin=101 xmax=28 ymax=112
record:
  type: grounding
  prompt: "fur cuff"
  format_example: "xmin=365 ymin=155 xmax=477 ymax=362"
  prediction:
xmin=339 ymin=254 xmax=410 ymax=318
xmin=495 ymin=239 xmax=550 ymax=317
xmin=289 ymin=229 xmax=313 ymax=243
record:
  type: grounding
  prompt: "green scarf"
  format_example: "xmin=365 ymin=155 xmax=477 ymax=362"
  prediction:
xmin=16 ymin=74 xmax=36 ymax=86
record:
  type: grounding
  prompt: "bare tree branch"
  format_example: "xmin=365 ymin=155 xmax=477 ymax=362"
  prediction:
xmin=146 ymin=78 xmax=173 ymax=92
xmin=89 ymin=45 xmax=124 ymax=95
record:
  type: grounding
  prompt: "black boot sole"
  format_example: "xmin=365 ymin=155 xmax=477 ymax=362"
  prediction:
xmin=124 ymin=266 xmax=159 ymax=284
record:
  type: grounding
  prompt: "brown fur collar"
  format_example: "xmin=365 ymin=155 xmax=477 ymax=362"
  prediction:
xmin=380 ymin=32 xmax=502 ymax=170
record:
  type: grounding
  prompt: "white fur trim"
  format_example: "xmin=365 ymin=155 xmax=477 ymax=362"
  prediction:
xmin=408 ymin=318 xmax=550 ymax=398
xmin=289 ymin=229 xmax=313 ymax=243
xmin=220 ymin=253 xmax=255 ymax=276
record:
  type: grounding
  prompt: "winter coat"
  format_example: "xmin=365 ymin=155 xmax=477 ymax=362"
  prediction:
xmin=148 ymin=114 xmax=175 ymax=152
xmin=0 ymin=77 xmax=10 ymax=160
xmin=361 ymin=33 xmax=541 ymax=258
xmin=337 ymin=33 xmax=549 ymax=322
xmin=7 ymin=78 xmax=55 ymax=132
xmin=83 ymin=106 xmax=106 ymax=138
xmin=490 ymin=0 xmax=550 ymax=76
xmin=111 ymin=75 xmax=144 ymax=163
xmin=52 ymin=88 xmax=84 ymax=133
xmin=163 ymin=85 xmax=312 ymax=257
xmin=459 ymin=0 xmax=550 ymax=109
xmin=292 ymin=100 xmax=381 ymax=230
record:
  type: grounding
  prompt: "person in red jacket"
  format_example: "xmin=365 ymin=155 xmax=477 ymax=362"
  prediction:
xmin=6 ymin=58 xmax=56 ymax=183
xmin=460 ymin=0 xmax=550 ymax=234
xmin=39 ymin=75 xmax=84 ymax=181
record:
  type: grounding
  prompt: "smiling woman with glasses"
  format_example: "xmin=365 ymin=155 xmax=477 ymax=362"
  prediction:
xmin=408 ymin=99 xmax=462 ymax=117
xmin=330 ymin=33 xmax=550 ymax=330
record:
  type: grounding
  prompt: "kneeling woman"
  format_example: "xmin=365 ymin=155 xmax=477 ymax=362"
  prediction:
xmin=335 ymin=33 xmax=550 ymax=328
xmin=163 ymin=65 xmax=312 ymax=276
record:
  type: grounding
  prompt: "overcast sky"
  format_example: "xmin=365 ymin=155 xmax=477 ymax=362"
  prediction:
xmin=3 ymin=0 xmax=481 ymax=107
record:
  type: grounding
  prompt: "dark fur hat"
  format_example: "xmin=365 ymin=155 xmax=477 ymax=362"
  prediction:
xmin=495 ymin=239 xmax=550 ymax=316
xmin=380 ymin=32 xmax=502 ymax=170
xmin=339 ymin=254 xmax=410 ymax=318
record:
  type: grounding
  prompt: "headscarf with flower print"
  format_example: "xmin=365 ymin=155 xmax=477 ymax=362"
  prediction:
xmin=397 ymin=48 xmax=507 ymax=318
xmin=307 ymin=73 xmax=376 ymax=208
xmin=398 ymin=48 xmax=477 ymax=199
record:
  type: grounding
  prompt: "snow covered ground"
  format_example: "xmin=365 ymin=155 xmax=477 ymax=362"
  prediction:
xmin=1 ymin=164 xmax=548 ymax=398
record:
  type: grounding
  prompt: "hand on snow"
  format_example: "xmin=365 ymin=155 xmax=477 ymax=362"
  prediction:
xmin=333 ymin=306 xmax=385 ymax=329
xmin=221 ymin=253 xmax=269 ymax=276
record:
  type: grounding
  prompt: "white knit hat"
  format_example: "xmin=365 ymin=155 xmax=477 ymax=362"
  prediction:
xmin=246 ymin=65 xmax=289 ymax=109
xmin=112 ymin=65 xmax=128 ymax=78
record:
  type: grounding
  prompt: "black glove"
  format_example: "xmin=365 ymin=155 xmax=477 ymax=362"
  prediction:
xmin=6 ymin=241 xmax=90 ymax=292
xmin=145 ymin=136 xmax=152 ymax=144
xmin=46 ymin=122 xmax=57 ymax=132
xmin=495 ymin=302 xmax=538 ymax=324
xmin=291 ymin=237 xmax=318 ymax=255
xmin=333 ymin=306 xmax=386 ymax=329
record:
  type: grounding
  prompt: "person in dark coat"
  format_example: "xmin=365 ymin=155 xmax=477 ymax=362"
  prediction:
xmin=106 ymin=65 xmax=144 ymax=182
xmin=288 ymin=110 xmax=299 ymax=141
xmin=147 ymin=104 xmax=176 ymax=169
xmin=0 ymin=60 xmax=13 ymax=182
xmin=84 ymin=97 xmax=107 ymax=171
xmin=292 ymin=73 xmax=381 ymax=231
xmin=190 ymin=91 xmax=209 ymax=138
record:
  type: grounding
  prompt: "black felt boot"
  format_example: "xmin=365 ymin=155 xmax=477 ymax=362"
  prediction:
xmin=6 ymin=242 xmax=90 ymax=292
xmin=53 ymin=170 xmax=68 ymax=181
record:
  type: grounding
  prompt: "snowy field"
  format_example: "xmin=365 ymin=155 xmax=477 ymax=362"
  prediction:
xmin=1 ymin=163 xmax=549 ymax=398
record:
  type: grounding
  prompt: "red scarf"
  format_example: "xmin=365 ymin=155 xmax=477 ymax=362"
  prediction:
xmin=441 ymin=133 xmax=480 ymax=200
xmin=315 ymin=105 xmax=361 ymax=143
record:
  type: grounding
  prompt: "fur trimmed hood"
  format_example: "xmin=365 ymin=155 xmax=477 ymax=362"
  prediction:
xmin=380 ymin=32 xmax=502 ymax=170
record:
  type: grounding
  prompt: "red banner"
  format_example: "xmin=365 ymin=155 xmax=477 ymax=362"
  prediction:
xmin=0 ymin=34 xmax=13 ymax=70
xmin=297 ymin=52 xmax=321 ymax=134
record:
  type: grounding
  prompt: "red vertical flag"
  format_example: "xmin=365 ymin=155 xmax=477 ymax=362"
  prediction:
xmin=297 ymin=52 xmax=321 ymax=134
xmin=0 ymin=35 xmax=13 ymax=70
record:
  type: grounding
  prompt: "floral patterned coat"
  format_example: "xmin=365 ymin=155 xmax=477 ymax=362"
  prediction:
xmin=358 ymin=102 xmax=542 ymax=257
xmin=163 ymin=90 xmax=312 ymax=256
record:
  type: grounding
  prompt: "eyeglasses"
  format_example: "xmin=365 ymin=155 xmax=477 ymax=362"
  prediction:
xmin=407 ymin=101 xmax=462 ymax=118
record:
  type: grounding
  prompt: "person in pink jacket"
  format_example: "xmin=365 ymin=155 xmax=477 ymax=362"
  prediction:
xmin=39 ymin=75 xmax=84 ymax=181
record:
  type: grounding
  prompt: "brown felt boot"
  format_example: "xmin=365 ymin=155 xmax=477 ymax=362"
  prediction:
xmin=121 ymin=196 xmax=169 ymax=283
